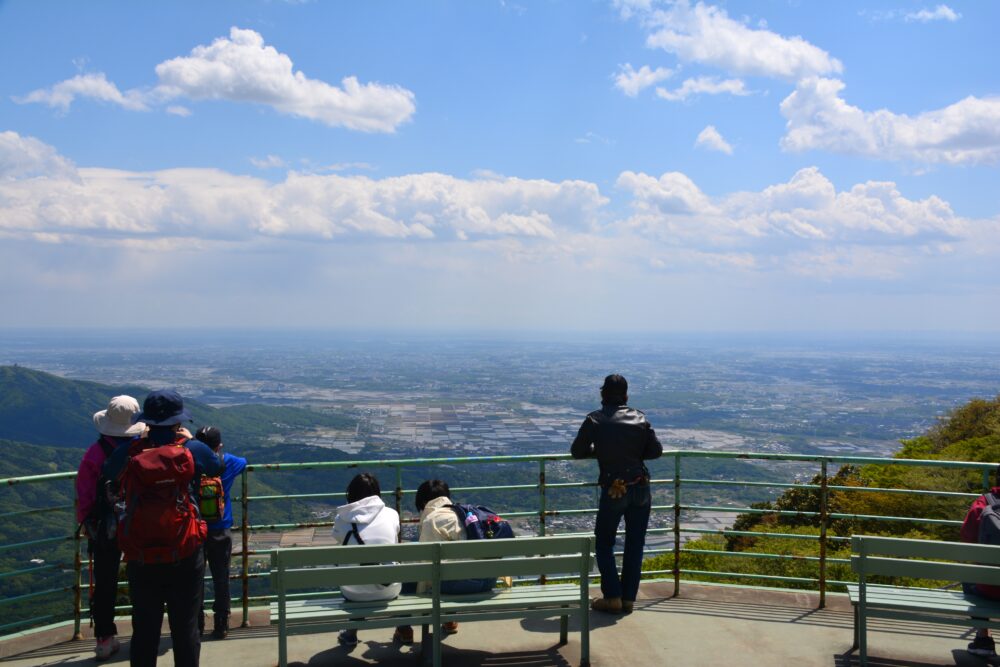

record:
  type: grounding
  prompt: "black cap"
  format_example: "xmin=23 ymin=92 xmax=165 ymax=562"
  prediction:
xmin=133 ymin=390 xmax=192 ymax=426
xmin=196 ymin=426 xmax=223 ymax=449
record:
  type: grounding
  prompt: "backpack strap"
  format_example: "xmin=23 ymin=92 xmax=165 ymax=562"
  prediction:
xmin=96 ymin=436 xmax=117 ymax=459
xmin=342 ymin=522 xmax=365 ymax=545
xmin=986 ymin=492 xmax=1000 ymax=508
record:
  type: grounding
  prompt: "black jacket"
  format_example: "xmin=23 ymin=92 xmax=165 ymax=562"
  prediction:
xmin=570 ymin=404 xmax=663 ymax=487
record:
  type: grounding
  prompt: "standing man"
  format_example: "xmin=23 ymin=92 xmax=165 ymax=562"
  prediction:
xmin=76 ymin=395 xmax=145 ymax=661
xmin=194 ymin=426 xmax=247 ymax=640
xmin=571 ymin=374 xmax=662 ymax=614
xmin=104 ymin=390 xmax=222 ymax=667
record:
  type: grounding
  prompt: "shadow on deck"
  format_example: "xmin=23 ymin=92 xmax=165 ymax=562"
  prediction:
xmin=2 ymin=582 xmax=995 ymax=667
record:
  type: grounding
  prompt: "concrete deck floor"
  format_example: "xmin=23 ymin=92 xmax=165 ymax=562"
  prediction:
xmin=3 ymin=582 xmax=999 ymax=667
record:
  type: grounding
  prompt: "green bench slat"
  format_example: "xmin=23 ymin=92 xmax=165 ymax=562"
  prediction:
xmin=850 ymin=536 xmax=1000 ymax=667
xmin=271 ymin=537 xmax=593 ymax=667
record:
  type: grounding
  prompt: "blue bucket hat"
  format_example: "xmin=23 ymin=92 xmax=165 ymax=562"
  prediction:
xmin=132 ymin=389 xmax=193 ymax=426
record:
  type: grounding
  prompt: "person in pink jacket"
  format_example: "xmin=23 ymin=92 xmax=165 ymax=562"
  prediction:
xmin=76 ymin=395 xmax=145 ymax=661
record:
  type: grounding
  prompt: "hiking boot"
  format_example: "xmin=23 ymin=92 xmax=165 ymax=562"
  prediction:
xmin=968 ymin=635 xmax=996 ymax=657
xmin=393 ymin=626 xmax=414 ymax=645
xmin=622 ymin=600 xmax=635 ymax=614
xmin=441 ymin=621 xmax=459 ymax=635
xmin=338 ymin=629 xmax=359 ymax=647
xmin=95 ymin=635 xmax=120 ymax=661
xmin=590 ymin=597 xmax=622 ymax=614
xmin=212 ymin=615 xmax=229 ymax=640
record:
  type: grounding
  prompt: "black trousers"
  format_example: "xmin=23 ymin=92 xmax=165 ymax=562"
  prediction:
xmin=199 ymin=529 xmax=232 ymax=632
xmin=89 ymin=534 xmax=122 ymax=638
xmin=126 ymin=550 xmax=204 ymax=667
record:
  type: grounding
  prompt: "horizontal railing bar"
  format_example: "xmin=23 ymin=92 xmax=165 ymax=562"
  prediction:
xmin=0 ymin=564 xmax=60 ymax=579
xmin=828 ymin=485 xmax=980 ymax=498
xmin=0 ymin=534 xmax=72 ymax=553
xmin=677 ymin=569 xmax=819 ymax=584
xmin=681 ymin=548 xmax=825 ymax=563
xmin=0 ymin=586 xmax=71 ymax=605
xmin=682 ymin=504 xmax=820 ymax=518
xmin=3 ymin=449 xmax=994 ymax=488
xmin=827 ymin=512 xmax=962 ymax=526
xmin=684 ymin=479 xmax=817 ymax=491
xmin=0 ymin=615 xmax=56 ymax=633
xmin=0 ymin=504 xmax=75 ymax=520
xmin=0 ymin=471 xmax=76 ymax=486
xmin=680 ymin=528 xmax=820 ymax=541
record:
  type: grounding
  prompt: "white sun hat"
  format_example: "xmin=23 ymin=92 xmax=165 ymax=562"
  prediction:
xmin=93 ymin=395 xmax=145 ymax=438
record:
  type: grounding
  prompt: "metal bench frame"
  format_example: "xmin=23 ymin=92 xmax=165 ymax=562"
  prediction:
xmin=270 ymin=535 xmax=594 ymax=667
xmin=849 ymin=535 xmax=1000 ymax=666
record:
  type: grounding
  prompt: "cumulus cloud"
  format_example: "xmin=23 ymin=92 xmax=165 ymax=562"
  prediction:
xmin=655 ymin=76 xmax=748 ymax=101
xmin=0 ymin=131 xmax=79 ymax=181
xmin=614 ymin=63 xmax=674 ymax=97
xmin=640 ymin=1 xmax=842 ymax=81
xmin=14 ymin=28 xmax=415 ymax=133
xmin=153 ymin=28 xmax=415 ymax=132
xmin=13 ymin=73 xmax=149 ymax=112
xmin=616 ymin=166 xmax=968 ymax=261
xmin=906 ymin=5 xmax=961 ymax=22
xmin=695 ymin=125 xmax=733 ymax=154
xmin=780 ymin=77 xmax=1000 ymax=164
xmin=0 ymin=132 xmax=606 ymax=247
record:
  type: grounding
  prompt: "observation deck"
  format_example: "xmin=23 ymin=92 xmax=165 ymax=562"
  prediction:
xmin=2 ymin=451 xmax=996 ymax=666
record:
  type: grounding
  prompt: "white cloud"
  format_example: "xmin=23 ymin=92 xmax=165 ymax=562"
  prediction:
xmin=15 ymin=28 xmax=416 ymax=133
xmin=153 ymin=27 xmax=415 ymax=132
xmin=0 ymin=131 xmax=79 ymax=181
xmin=617 ymin=166 xmax=969 ymax=264
xmin=614 ymin=63 xmax=674 ymax=97
xmin=780 ymin=77 xmax=1000 ymax=164
xmin=0 ymin=132 xmax=606 ymax=247
xmin=166 ymin=105 xmax=191 ymax=117
xmin=640 ymin=1 xmax=842 ymax=81
xmin=905 ymin=5 xmax=961 ymax=22
xmin=250 ymin=155 xmax=287 ymax=169
xmin=13 ymin=73 xmax=149 ymax=112
xmin=574 ymin=131 xmax=614 ymax=145
xmin=655 ymin=76 xmax=748 ymax=101
xmin=695 ymin=125 xmax=733 ymax=154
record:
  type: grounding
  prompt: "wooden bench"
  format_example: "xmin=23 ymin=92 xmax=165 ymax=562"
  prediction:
xmin=270 ymin=535 xmax=594 ymax=667
xmin=848 ymin=535 xmax=1000 ymax=666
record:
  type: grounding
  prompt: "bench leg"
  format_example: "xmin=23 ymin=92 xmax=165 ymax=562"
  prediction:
xmin=278 ymin=631 xmax=288 ymax=667
xmin=559 ymin=615 xmax=568 ymax=645
xmin=852 ymin=604 xmax=859 ymax=650
xmin=858 ymin=605 xmax=867 ymax=667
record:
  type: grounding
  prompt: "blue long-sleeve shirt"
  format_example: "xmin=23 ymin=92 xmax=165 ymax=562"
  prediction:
xmin=208 ymin=451 xmax=248 ymax=531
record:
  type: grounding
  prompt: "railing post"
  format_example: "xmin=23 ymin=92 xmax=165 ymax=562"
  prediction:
xmin=538 ymin=459 xmax=546 ymax=537
xmin=72 ymin=509 xmax=83 ymax=640
xmin=819 ymin=460 xmax=829 ymax=609
xmin=395 ymin=466 xmax=403 ymax=517
xmin=984 ymin=468 xmax=992 ymax=493
xmin=240 ymin=469 xmax=250 ymax=628
xmin=673 ymin=453 xmax=681 ymax=598
xmin=539 ymin=459 xmax=547 ymax=585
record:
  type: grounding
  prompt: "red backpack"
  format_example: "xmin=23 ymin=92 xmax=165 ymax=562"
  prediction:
xmin=117 ymin=436 xmax=206 ymax=564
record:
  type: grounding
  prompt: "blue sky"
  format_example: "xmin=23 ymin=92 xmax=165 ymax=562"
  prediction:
xmin=1 ymin=0 xmax=998 ymax=332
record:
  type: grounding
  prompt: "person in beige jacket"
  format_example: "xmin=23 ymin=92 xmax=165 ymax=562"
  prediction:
xmin=415 ymin=480 xmax=497 ymax=634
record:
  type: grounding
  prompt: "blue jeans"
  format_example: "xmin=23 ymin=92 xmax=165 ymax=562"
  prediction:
xmin=594 ymin=483 xmax=652 ymax=601
xmin=440 ymin=578 xmax=494 ymax=594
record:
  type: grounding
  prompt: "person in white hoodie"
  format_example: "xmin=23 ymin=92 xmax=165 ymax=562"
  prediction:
xmin=330 ymin=473 xmax=405 ymax=647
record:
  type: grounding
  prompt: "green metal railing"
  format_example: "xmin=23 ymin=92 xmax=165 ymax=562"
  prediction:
xmin=1 ymin=450 xmax=995 ymax=640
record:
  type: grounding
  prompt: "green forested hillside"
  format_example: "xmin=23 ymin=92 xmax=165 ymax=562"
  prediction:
xmin=0 ymin=365 xmax=353 ymax=448
xmin=646 ymin=395 xmax=1000 ymax=589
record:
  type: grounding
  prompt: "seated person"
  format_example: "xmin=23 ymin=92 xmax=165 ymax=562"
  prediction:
xmin=415 ymin=479 xmax=496 ymax=635
xmin=331 ymin=473 xmax=404 ymax=647
xmin=960 ymin=466 xmax=1000 ymax=658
